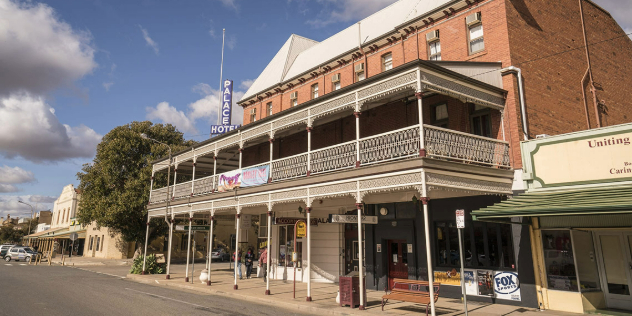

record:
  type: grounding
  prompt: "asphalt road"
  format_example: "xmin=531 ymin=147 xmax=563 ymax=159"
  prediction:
xmin=0 ymin=263 xmax=310 ymax=316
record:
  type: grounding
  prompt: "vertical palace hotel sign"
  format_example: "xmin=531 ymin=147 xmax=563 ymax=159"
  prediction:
xmin=211 ymin=79 xmax=241 ymax=134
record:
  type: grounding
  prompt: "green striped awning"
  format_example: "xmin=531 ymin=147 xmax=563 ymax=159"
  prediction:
xmin=471 ymin=185 xmax=632 ymax=220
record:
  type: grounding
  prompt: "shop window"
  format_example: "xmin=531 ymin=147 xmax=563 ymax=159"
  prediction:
xmin=278 ymin=225 xmax=296 ymax=268
xmin=432 ymin=103 xmax=448 ymax=128
xmin=471 ymin=104 xmax=492 ymax=137
xmin=572 ymin=230 xmax=600 ymax=292
xmin=382 ymin=53 xmax=393 ymax=71
xmin=542 ymin=230 xmax=578 ymax=291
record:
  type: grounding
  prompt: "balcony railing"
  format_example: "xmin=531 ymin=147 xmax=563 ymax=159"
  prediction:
xmin=424 ymin=125 xmax=511 ymax=168
xmin=151 ymin=125 xmax=511 ymax=202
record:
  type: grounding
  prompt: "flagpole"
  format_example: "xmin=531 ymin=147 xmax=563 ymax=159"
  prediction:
xmin=216 ymin=28 xmax=226 ymax=128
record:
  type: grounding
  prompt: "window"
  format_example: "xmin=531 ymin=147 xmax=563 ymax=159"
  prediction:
xmin=311 ymin=83 xmax=319 ymax=99
xmin=356 ymin=71 xmax=365 ymax=82
xmin=429 ymin=41 xmax=441 ymax=61
xmin=431 ymin=103 xmax=448 ymax=128
xmin=468 ymin=23 xmax=484 ymax=54
xmin=355 ymin=63 xmax=365 ymax=81
xmin=471 ymin=104 xmax=492 ymax=137
xmin=267 ymin=102 xmax=273 ymax=116
xmin=435 ymin=220 xmax=515 ymax=270
xmin=96 ymin=237 xmax=101 ymax=252
xmin=332 ymin=74 xmax=341 ymax=91
xmin=101 ymin=235 xmax=104 ymax=252
xmin=278 ymin=225 xmax=298 ymax=268
xmin=89 ymin=236 xmax=93 ymax=250
xmin=542 ymin=230 xmax=578 ymax=291
xmin=292 ymin=98 xmax=298 ymax=107
xmin=249 ymin=108 xmax=256 ymax=123
xmin=382 ymin=53 xmax=393 ymax=71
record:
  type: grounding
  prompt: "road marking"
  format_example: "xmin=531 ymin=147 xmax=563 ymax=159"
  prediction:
xmin=125 ymin=288 xmax=210 ymax=309
xmin=19 ymin=264 xmax=26 ymax=266
xmin=4 ymin=264 xmax=12 ymax=266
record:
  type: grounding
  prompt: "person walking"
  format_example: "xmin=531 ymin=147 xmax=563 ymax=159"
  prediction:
xmin=233 ymin=249 xmax=243 ymax=280
xmin=259 ymin=247 xmax=268 ymax=283
xmin=244 ymin=248 xmax=254 ymax=279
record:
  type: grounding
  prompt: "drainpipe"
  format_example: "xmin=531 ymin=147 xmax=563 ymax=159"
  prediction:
xmin=579 ymin=0 xmax=600 ymax=128
xmin=500 ymin=66 xmax=529 ymax=141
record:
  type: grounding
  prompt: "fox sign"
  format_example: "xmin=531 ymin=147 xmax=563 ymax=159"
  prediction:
xmin=210 ymin=79 xmax=240 ymax=134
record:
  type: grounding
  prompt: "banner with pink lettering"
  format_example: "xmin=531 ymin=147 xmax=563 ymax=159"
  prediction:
xmin=217 ymin=169 xmax=242 ymax=192
xmin=241 ymin=165 xmax=270 ymax=188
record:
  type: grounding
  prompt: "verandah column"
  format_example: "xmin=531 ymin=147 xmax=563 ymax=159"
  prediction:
xmin=306 ymin=207 xmax=312 ymax=301
xmin=171 ymin=164 xmax=178 ymax=200
xmin=142 ymin=213 xmax=150 ymax=275
xmin=306 ymin=126 xmax=312 ymax=176
xmin=416 ymin=91 xmax=426 ymax=157
xmin=354 ymin=111 xmax=361 ymax=168
xmin=234 ymin=210 xmax=241 ymax=290
xmin=356 ymin=203 xmax=365 ymax=310
xmin=207 ymin=212 xmax=214 ymax=285
xmin=213 ymin=155 xmax=217 ymax=192
xmin=268 ymin=138 xmax=274 ymax=182
xmin=422 ymin=195 xmax=436 ymax=316
xmin=191 ymin=159 xmax=196 ymax=197
xmin=185 ymin=212 xmax=193 ymax=282
xmin=265 ymin=205 xmax=272 ymax=295
xmin=166 ymin=213 xmax=174 ymax=279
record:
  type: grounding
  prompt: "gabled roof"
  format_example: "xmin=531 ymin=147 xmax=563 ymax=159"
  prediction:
xmin=242 ymin=34 xmax=318 ymax=101
xmin=240 ymin=0 xmax=455 ymax=102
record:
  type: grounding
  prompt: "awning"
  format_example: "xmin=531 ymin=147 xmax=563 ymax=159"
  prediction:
xmin=471 ymin=185 xmax=632 ymax=220
xmin=24 ymin=227 xmax=68 ymax=239
xmin=54 ymin=229 xmax=86 ymax=239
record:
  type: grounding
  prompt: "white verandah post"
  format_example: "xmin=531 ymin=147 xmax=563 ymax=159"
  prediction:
xmin=142 ymin=213 xmax=150 ymax=275
xmin=207 ymin=212 xmax=214 ymax=285
xmin=265 ymin=204 xmax=272 ymax=295
xmin=185 ymin=213 xmax=193 ymax=282
xmin=234 ymin=211 xmax=241 ymax=290
xmin=416 ymin=69 xmax=426 ymax=157
xmin=356 ymin=202 xmax=365 ymax=310
xmin=306 ymin=206 xmax=312 ymax=301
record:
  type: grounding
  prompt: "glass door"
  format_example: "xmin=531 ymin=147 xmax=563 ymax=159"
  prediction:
xmin=596 ymin=232 xmax=632 ymax=310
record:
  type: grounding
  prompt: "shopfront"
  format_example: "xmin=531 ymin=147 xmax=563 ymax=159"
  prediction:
xmin=472 ymin=123 xmax=632 ymax=313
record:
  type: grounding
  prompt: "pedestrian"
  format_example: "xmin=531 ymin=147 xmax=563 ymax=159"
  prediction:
xmin=259 ymin=247 xmax=268 ymax=283
xmin=233 ymin=249 xmax=243 ymax=280
xmin=244 ymin=248 xmax=254 ymax=279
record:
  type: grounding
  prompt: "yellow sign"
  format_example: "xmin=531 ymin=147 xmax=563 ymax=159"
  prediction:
xmin=296 ymin=222 xmax=306 ymax=237
xmin=434 ymin=269 xmax=461 ymax=286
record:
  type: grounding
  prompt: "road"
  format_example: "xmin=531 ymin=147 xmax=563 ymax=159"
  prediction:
xmin=0 ymin=263 xmax=310 ymax=316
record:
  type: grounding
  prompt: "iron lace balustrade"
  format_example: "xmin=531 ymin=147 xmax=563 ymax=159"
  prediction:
xmin=193 ymin=175 xmax=215 ymax=196
xmin=271 ymin=153 xmax=308 ymax=182
xmin=149 ymin=186 xmax=169 ymax=204
xmin=172 ymin=181 xmax=193 ymax=200
xmin=424 ymin=125 xmax=511 ymax=168
xmin=310 ymin=141 xmax=357 ymax=174
xmin=360 ymin=125 xmax=420 ymax=166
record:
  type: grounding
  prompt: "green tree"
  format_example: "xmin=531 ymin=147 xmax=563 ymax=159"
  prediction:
xmin=76 ymin=121 xmax=196 ymax=247
xmin=0 ymin=218 xmax=39 ymax=244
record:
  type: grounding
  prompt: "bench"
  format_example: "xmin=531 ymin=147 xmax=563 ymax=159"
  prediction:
xmin=382 ymin=279 xmax=441 ymax=315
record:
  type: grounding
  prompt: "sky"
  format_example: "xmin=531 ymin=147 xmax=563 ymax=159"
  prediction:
xmin=0 ymin=0 xmax=630 ymax=218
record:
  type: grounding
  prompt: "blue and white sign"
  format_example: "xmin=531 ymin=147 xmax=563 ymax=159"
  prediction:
xmin=493 ymin=272 xmax=521 ymax=301
xmin=210 ymin=79 xmax=240 ymax=135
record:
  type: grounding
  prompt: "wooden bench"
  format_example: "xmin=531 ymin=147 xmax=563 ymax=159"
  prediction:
xmin=382 ymin=279 xmax=441 ymax=315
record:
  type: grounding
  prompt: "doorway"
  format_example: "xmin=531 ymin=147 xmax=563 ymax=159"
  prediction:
xmin=595 ymin=232 xmax=632 ymax=310
xmin=387 ymin=239 xmax=408 ymax=290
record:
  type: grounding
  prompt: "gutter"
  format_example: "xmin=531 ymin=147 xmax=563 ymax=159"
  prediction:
xmin=500 ymin=66 xmax=529 ymax=141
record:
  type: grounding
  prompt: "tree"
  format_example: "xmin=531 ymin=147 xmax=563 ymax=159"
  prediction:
xmin=76 ymin=121 xmax=196 ymax=246
xmin=0 ymin=218 xmax=39 ymax=244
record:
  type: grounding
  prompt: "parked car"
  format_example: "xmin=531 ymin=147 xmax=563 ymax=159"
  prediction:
xmin=0 ymin=244 xmax=16 ymax=258
xmin=4 ymin=246 xmax=37 ymax=262
xmin=210 ymin=248 xmax=230 ymax=262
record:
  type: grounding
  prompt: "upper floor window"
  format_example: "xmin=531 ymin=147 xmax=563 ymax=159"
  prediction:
xmin=467 ymin=12 xmax=484 ymax=54
xmin=382 ymin=53 xmax=393 ymax=71
xmin=429 ymin=41 xmax=441 ymax=61
xmin=432 ymin=103 xmax=448 ymax=128
xmin=311 ymin=83 xmax=319 ymax=99
xmin=267 ymin=102 xmax=273 ymax=116
xmin=470 ymin=104 xmax=492 ymax=137
xmin=249 ymin=108 xmax=256 ymax=123
xmin=290 ymin=91 xmax=298 ymax=106
xmin=332 ymin=74 xmax=341 ymax=91
xmin=355 ymin=63 xmax=365 ymax=81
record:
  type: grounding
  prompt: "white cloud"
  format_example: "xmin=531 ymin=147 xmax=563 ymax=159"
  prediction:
xmin=146 ymin=102 xmax=198 ymax=134
xmin=192 ymin=83 xmax=215 ymax=96
xmin=0 ymin=0 xmax=97 ymax=96
xmin=240 ymin=79 xmax=254 ymax=90
xmin=216 ymin=0 xmax=238 ymax=11
xmin=0 ymin=195 xmax=55 ymax=218
xmin=0 ymin=165 xmax=36 ymax=184
xmin=0 ymin=93 xmax=102 ymax=163
xmin=103 ymin=82 xmax=114 ymax=91
xmin=227 ymin=35 xmax=237 ymax=50
xmin=0 ymin=184 xmax=20 ymax=193
xmin=139 ymin=25 xmax=159 ymax=55
xmin=306 ymin=0 xmax=397 ymax=28
xmin=29 ymin=195 xmax=57 ymax=203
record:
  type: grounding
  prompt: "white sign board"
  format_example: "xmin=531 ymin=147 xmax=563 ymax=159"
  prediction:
xmin=456 ymin=209 xmax=465 ymax=228
xmin=328 ymin=214 xmax=378 ymax=224
xmin=494 ymin=272 xmax=521 ymax=301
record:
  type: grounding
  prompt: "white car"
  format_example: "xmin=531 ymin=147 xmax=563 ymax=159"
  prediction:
xmin=210 ymin=249 xmax=230 ymax=261
xmin=4 ymin=246 xmax=35 ymax=262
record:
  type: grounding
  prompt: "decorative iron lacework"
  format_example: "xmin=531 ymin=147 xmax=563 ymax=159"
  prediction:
xmin=213 ymin=199 xmax=237 ymax=208
xmin=271 ymin=153 xmax=307 ymax=181
xmin=195 ymin=143 xmax=215 ymax=158
xmin=310 ymin=94 xmax=356 ymax=120
xmin=359 ymin=172 xmax=421 ymax=190
xmin=172 ymin=181 xmax=192 ymax=199
xmin=271 ymin=189 xmax=307 ymax=201
xmin=239 ymin=194 xmax=269 ymax=206
xmin=192 ymin=201 xmax=213 ymax=211
xmin=193 ymin=176 xmax=215 ymax=196
xmin=309 ymin=192 xmax=357 ymax=206
xmin=178 ymin=151 xmax=195 ymax=163
xmin=424 ymin=125 xmax=511 ymax=168
xmin=216 ymin=134 xmax=241 ymax=151
xmin=359 ymin=184 xmax=424 ymax=201
xmin=241 ymin=124 xmax=270 ymax=144
xmin=357 ymin=71 xmax=417 ymax=101
xmin=360 ymin=126 xmax=420 ymax=165
xmin=310 ymin=181 xmax=357 ymax=197
xmin=419 ymin=72 xmax=505 ymax=108
xmin=272 ymin=109 xmax=308 ymax=131
xmin=170 ymin=205 xmax=190 ymax=214
xmin=149 ymin=187 xmax=169 ymax=204
xmin=310 ymin=142 xmax=356 ymax=174
xmin=426 ymin=173 xmax=512 ymax=193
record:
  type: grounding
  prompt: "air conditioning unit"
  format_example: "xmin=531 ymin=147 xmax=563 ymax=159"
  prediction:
xmin=426 ymin=30 xmax=439 ymax=42
xmin=331 ymin=73 xmax=341 ymax=82
xmin=290 ymin=91 xmax=298 ymax=99
xmin=466 ymin=12 xmax=481 ymax=26
xmin=355 ymin=63 xmax=364 ymax=73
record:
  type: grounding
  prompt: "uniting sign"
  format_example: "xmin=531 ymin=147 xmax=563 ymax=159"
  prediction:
xmin=210 ymin=79 xmax=241 ymax=135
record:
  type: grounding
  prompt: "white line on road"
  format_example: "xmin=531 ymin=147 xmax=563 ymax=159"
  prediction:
xmin=4 ymin=264 xmax=12 ymax=266
xmin=125 ymin=288 xmax=210 ymax=310
xmin=19 ymin=264 xmax=26 ymax=266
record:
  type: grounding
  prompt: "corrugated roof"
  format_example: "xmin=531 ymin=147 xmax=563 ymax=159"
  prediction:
xmin=241 ymin=0 xmax=454 ymax=102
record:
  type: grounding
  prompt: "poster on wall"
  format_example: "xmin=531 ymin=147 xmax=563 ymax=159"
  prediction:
xmin=241 ymin=165 xmax=269 ymax=187
xmin=493 ymin=271 xmax=521 ymax=301
xmin=217 ymin=169 xmax=242 ymax=192
xmin=477 ymin=270 xmax=494 ymax=296
xmin=463 ymin=270 xmax=477 ymax=295
xmin=434 ymin=269 xmax=461 ymax=286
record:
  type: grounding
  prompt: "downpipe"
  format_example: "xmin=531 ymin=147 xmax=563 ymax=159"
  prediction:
xmin=501 ymin=66 xmax=529 ymax=141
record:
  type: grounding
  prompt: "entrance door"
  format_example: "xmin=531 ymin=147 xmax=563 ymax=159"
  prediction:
xmin=387 ymin=240 xmax=408 ymax=290
xmin=596 ymin=232 xmax=632 ymax=310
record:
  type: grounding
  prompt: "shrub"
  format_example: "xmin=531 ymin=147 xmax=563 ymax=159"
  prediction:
xmin=130 ymin=254 xmax=165 ymax=274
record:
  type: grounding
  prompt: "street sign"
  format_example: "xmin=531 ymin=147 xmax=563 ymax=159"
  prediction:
xmin=328 ymin=214 xmax=378 ymax=224
xmin=175 ymin=225 xmax=210 ymax=231
xmin=69 ymin=232 xmax=78 ymax=241
xmin=296 ymin=221 xmax=306 ymax=237
xmin=456 ymin=209 xmax=465 ymax=228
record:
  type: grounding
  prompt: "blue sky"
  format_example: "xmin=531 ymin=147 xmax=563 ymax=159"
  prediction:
xmin=0 ymin=0 xmax=630 ymax=217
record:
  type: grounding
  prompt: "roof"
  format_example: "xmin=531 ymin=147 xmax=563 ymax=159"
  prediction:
xmin=240 ymin=0 xmax=455 ymax=102
xmin=24 ymin=227 xmax=67 ymax=239
xmin=471 ymin=185 xmax=632 ymax=220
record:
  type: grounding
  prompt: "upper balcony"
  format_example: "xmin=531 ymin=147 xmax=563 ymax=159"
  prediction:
xmin=148 ymin=60 xmax=510 ymax=206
